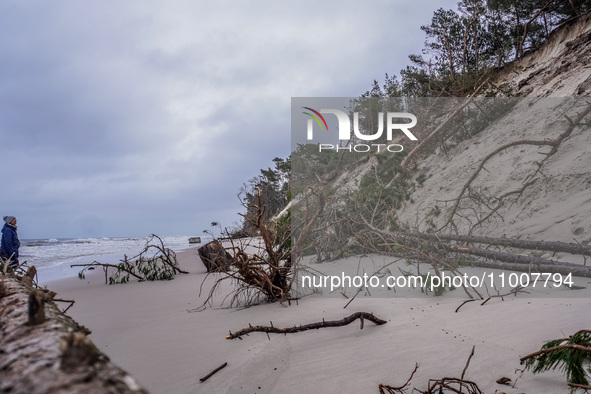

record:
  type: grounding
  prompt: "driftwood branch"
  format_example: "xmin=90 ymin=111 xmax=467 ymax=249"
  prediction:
xmin=226 ymin=312 xmax=387 ymax=340
xmin=424 ymin=377 xmax=483 ymax=394
xmin=440 ymin=243 xmax=591 ymax=277
xmin=461 ymin=345 xmax=476 ymax=380
xmin=199 ymin=362 xmax=228 ymax=383
xmin=0 ymin=273 xmax=148 ymax=393
xmin=455 ymin=299 xmax=476 ymax=313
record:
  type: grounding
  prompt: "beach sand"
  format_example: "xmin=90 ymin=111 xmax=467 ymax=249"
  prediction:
xmin=42 ymin=247 xmax=591 ymax=394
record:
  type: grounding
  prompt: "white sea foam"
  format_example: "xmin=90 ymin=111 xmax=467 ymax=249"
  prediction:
xmin=21 ymin=235 xmax=202 ymax=282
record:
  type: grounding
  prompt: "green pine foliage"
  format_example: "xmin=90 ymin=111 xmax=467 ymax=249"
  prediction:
xmin=241 ymin=156 xmax=292 ymax=235
xmin=523 ymin=330 xmax=591 ymax=388
xmin=76 ymin=235 xmax=186 ymax=285
xmin=372 ymin=0 xmax=591 ymax=97
xmin=108 ymin=255 xmax=177 ymax=284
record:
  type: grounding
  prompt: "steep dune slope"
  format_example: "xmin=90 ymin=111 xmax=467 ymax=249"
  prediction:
xmin=392 ymin=13 xmax=591 ymax=264
xmin=492 ymin=11 xmax=591 ymax=96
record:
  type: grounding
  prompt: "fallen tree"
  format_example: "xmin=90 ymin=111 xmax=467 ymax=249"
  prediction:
xmin=197 ymin=188 xmax=324 ymax=309
xmin=0 ymin=270 xmax=148 ymax=393
xmin=72 ymin=234 xmax=188 ymax=284
xmin=198 ymin=240 xmax=232 ymax=272
xmin=409 ymin=232 xmax=591 ymax=258
xmin=362 ymin=217 xmax=591 ymax=279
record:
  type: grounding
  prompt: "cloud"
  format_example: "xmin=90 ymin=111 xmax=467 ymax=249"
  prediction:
xmin=0 ymin=0 xmax=456 ymax=238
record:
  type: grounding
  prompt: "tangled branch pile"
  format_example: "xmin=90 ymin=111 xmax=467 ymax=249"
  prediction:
xmin=73 ymin=234 xmax=187 ymax=284
xmin=198 ymin=191 xmax=299 ymax=308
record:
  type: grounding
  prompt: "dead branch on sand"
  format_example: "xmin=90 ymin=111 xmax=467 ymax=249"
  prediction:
xmin=199 ymin=362 xmax=228 ymax=383
xmin=226 ymin=312 xmax=387 ymax=340
xmin=53 ymin=297 xmax=76 ymax=314
xmin=420 ymin=346 xmax=482 ymax=394
xmin=422 ymin=377 xmax=483 ymax=394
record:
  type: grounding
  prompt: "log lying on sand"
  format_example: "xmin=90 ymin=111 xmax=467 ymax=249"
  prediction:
xmin=0 ymin=272 xmax=148 ymax=394
xmin=198 ymin=240 xmax=232 ymax=272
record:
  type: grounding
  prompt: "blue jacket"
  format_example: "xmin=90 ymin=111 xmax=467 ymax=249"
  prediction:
xmin=1 ymin=223 xmax=20 ymax=263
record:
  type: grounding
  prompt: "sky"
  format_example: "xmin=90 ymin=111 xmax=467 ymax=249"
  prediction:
xmin=0 ymin=0 xmax=457 ymax=239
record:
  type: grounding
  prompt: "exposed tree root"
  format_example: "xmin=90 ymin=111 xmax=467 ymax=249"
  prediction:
xmin=380 ymin=346 xmax=483 ymax=394
xmin=379 ymin=363 xmax=419 ymax=394
xmin=568 ymin=382 xmax=591 ymax=390
xmin=199 ymin=187 xmax=324 ymax=309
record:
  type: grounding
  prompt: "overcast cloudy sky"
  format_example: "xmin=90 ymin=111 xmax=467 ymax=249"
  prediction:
xmin=0 ymin=1 xmax=456 ymax=239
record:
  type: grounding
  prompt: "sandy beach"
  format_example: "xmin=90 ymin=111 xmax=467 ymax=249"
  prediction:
xmin=41 ymin=246 xmax=591 ymax=394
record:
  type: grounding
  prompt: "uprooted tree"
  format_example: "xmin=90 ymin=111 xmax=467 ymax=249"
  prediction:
xmin=197 ymin=187 xmax=325 ymax=308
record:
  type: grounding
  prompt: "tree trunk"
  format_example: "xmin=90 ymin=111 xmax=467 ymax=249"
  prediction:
xmin=409 ymin=232 xmax=591 ymax=257
xmin=441 ymin=245 xmax=591 ymax=278
xmin=0 ymin=273 xmax=148 ymax=394
xmin=198 ymin=240 xmax=232 ymax=272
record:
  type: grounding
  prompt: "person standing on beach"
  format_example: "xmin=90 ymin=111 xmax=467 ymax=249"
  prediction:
xmin=1 ymin=216 xmax=20 ymax=268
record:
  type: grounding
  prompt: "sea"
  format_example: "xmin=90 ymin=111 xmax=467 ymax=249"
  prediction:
xmin=19 ymin=235 xmax=205 ymax=283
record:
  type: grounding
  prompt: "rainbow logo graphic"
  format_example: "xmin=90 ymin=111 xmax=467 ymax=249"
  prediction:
xmin=302 ymin=107 xmax=328 ymax=131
